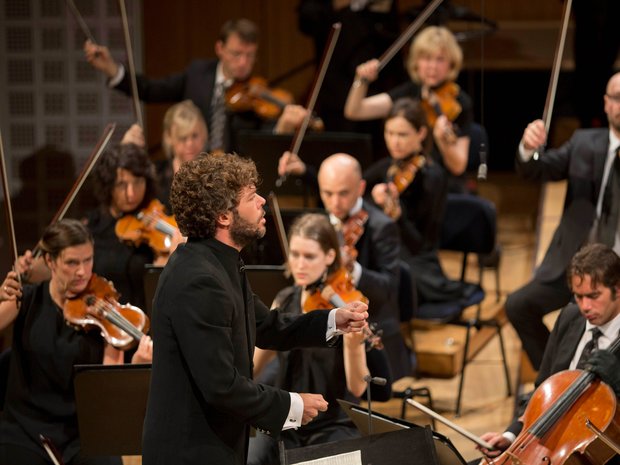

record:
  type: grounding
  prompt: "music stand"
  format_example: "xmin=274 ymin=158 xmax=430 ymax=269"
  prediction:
xmin=337 ymin=399 xmax=466 ymax=465
xmin=235 ymin=130 xmax=373 ymax=199
xmin=280 ymin=428 xmax=438 ymax=465
xmin=74 ymin=364 xmax=151 ymax=456
xmin=245 ymin=265 xmax=292 ymax=307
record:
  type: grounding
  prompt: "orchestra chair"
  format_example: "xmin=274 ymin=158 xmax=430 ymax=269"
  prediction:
xmin=412 ymin=194 xmax=511 ymax=416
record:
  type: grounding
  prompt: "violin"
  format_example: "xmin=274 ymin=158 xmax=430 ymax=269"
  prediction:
xmin=383 ymin=155 xmax=426 ymax=220
xmin=226 ymin=76 xmax=294 ymax=120
xmin=64 ymin=274 xmax=149 ymax=349
xmin=420 ymin=82 xmax=461 ymax=144
xmin=303 ymin=267 xmax=383 ymax=351
xmin=115 ymin=198 xmax=180 ymax=256
xmin=340 ymin=210 xmax=369 ymax=267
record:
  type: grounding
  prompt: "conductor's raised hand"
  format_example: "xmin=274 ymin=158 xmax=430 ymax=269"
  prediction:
xmin=335 ymin=301 xmax=368 ymax=333
xmin=299 ymin=393 xmax=328 ymax=425
xmin=521 ymin=119 xmax=547 ymax=151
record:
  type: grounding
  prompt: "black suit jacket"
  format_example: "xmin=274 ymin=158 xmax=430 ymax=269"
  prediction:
xmin=142 ymin=238 xmax=331 ymax=465
xmin=114 ymin=59 xmax=262 ymax=152
xmin=516 ymin=128 xmax=609 ymax=282
xmin=355 ymin=200 xmax=401 ymax=336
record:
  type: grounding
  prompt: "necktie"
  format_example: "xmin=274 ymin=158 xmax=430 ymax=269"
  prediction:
xmin=576 ymin=327 xmax=603 ymax=369
xmin=209 ymin=81 xmax=227 ymax=152
xmin=598 ymin=147 xmax=620 ymax=247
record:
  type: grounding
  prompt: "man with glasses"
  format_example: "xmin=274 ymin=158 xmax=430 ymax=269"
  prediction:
xmin=85 ymin=18 xmax=306 ymax=153
xmin=505 ymin=71 xmax=620 ymax=372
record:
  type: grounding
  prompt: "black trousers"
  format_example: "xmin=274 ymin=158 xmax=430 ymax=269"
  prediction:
xmin=505 ymin=274 xmax=572 ymax=371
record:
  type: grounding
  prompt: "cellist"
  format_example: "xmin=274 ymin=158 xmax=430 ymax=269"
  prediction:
xmin=0 ymin=219 xmax=152 ymax=465
xmin=477 ymin=243 xmax=620 ymax=464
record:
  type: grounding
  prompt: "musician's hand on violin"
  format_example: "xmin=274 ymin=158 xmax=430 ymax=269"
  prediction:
xmin=354 ymin=59 xmax=379 ymax=84
xmin=83 ymin=40 xmax=119 ymax=78
xmin=121 ymin=123 xmax=145 ymax=148
xmin=586 ymin=350 xmax=620 ymax=397
xmin=299 ymin=393 xmax=328 ymax=425
xmin=278 ymin=151 xmax=307 ymax=177
xmin=335 ymin=301 xmax=368 ymax=333
xmin=477 ymin=432 xmax=511 ymax=457
xmin=433 ymin=115 xmax=457 ymax=146
xmin=521 ymin=119 xmax=546 ymax=152
xmin=1 ymin=271 xmax=22 ymax=304
xmin=274 ymin=105 xmax=309 ymax=134
xmin=131 ymin=335 xmax=153 ymax=364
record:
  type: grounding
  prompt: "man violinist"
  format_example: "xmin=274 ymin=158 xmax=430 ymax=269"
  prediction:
xmin=142 ymin=153 xmax=369 ymax=465
xmin=316 ymin=153 xmax=412 ymax=379
xmin=84 ymin=18 xmax=309 ymax=153
xmin=477 ymin=243 xmax=620 ymax=463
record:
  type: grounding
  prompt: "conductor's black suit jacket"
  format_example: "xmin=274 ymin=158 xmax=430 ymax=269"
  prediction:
xmin=516 ymin=128 xmax=609 ymax=282
xmin=142 ymin=238 xmax=332 ymax=465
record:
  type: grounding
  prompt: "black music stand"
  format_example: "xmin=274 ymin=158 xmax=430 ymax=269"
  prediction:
xmin=245 ymin=265 xmax=292 ymax=307
xmin=74 ymin=364 xmax=151 ymax=456
xmin=235 ymin=130 xmax=373 ymax=200
xmin=280 ymin=427 xmax=438 ymax=465
xmin=337 ymin=399 xmax=466 ymax=465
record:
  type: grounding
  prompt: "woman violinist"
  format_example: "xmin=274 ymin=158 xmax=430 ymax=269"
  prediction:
xmin=0 ymin=219 xmax=151 ymax=465
xmin=476 ymin=244 xmax=620 ymax=465
xmin=248 ymin=213 xmax=391 ymax=465
xmin=365 ymin=97 xmax=477 ymax=308
xmin=345 ymin=26 xmax=472 ymax=191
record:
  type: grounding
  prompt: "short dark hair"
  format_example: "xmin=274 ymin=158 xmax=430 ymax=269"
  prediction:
xmin=39 ymin=219 xmax=93 ymax=260
xmin=93 ymin=143 xmax=157 ymax=210
xmin=288 ymin=213 xmax=341 ymax=277
xmin=219 ymin=18 xmax=259 ymax=44
xmin=568 ymin=243 xmax=620 ymax=291
xmin=170 ymin=153 xmax=259 ymax=238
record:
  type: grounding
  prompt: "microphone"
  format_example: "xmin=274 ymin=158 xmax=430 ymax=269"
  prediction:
xmin=363 ymin=375 xmax=387 ymax=386
xmin=477 ymin=142 xmax=487 ymax=180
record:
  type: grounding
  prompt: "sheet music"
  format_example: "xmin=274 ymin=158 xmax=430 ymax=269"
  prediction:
xmin=292 ymin=450 xmax=362 ymax=465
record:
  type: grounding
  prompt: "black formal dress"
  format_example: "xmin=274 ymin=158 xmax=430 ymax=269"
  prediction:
xmin=142 ymin=238 xmax=337 ymax=465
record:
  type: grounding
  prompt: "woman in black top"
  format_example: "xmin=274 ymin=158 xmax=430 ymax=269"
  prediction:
xmin=248 ymin=213 xmax=391 ymax=465
xmin=0 ymin=219 xmax=151 ymax=465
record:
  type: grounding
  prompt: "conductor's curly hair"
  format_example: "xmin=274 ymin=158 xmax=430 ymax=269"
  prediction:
xmin=170 ymin=153 xmax=259 ymax=238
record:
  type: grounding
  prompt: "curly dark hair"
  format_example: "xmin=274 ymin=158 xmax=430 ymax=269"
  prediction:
xmin=170 ymin=153 xmax=259 ymax=238
xmin=568 ymin=243 xmax=620 ymax=293
xmin=92 ymin=143 xmax=157 ymax=210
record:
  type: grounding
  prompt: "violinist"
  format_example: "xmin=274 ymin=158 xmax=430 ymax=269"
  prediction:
xmin=317 ymin=153 xmax=412 ymax=379
xmin=84 ymin=18 xmax=311 ymax=153
xmin=477 ymin=243 xmax=620 ymax=465
xmin=344 ymin=26 xmax=473 ymax=191
xmin=365 ymin=98 xmax=478 ymax=309
xmin=0 ymin=219 xmax=152 ymax=465
xmin=249 ymin=213 xmax=392 ymax=465
xmin=158 ymin=100 xmax=209 ymax=208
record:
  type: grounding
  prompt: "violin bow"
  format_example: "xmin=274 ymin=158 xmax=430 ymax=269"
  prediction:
xmin=276 ymin=22 xmax=342 ymax=187
xmin=30 ymin=123 xmax=116 ymax=259
xmin=117 ymin=0 xmax=144 ymax=128
xmin=39 ymin=434 xmax=65 ymax=465
xmin=268 ymin=192 xmax=289 ymax=261
xmin=65 ymin=0 xmax=97 ymax=44
xmin=0 ymin=129 xmax=21 ymax=285
xmin=377 ymin=0 xmax=445 ymax=72
xmin=534 ymin=0 xmax=573 ymax=160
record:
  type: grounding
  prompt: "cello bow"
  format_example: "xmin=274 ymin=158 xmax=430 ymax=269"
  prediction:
xmin=117 ymin=0 xmax=144 ymax=128
xmin=377 ymin=0 xmax=445 ymax=72
xmin=275 ymin=22 xmax=342 ymax=187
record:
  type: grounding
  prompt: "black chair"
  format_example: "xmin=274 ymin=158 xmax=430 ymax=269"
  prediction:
xmin=414 ymin=194 xmax=510 ymax=415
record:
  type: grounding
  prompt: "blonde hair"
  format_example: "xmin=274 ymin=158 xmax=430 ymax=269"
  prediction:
xmin=407 ymin=26 xmax=462 ymax=83
xmin=162 ymin=100 xmax=208 ymax=158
